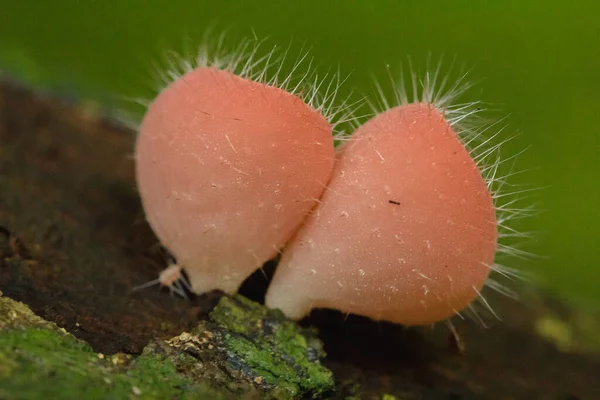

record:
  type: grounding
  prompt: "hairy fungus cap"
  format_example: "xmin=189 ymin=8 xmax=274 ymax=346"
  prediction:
xmin=135 ymin=67 xmax=335 ymax=295
xmin=265 ymin=103 xmax=498 ymax=326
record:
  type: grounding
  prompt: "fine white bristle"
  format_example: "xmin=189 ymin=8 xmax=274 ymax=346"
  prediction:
xmin=132 ymin=254 xmax=192 ymax=299
xmin=140 ymin=32 xmax=359 ymax=138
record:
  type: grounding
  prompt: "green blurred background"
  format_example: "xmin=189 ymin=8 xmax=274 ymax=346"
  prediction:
xmin=1 ymin=1 xmax=599 ymax=311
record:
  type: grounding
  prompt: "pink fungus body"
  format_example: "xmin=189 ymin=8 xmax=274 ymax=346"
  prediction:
xmin=135 ymin=67 xmax=335 ymax=295
xmin=265 ymin=103 xmax=497 ymax=326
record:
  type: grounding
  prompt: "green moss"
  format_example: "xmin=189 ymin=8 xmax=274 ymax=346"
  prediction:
xmin=129 ymin=353 xmax=226 ymax=400
xmin=0 ymin=328 xmax=225 ymax=400
xmin=225 ymin=336 xmax=299 ymax=393
xmin=209 ymin=295 xmax=334 ymax=398
xmin=210 ymin=295 xmax=269 ymax=334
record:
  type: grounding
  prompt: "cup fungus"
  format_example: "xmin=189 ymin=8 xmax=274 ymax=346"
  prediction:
xmin=135 ymin=44 xmax=345 ymax=296
xmin=265 ymin=68 xmax=520 ymax=326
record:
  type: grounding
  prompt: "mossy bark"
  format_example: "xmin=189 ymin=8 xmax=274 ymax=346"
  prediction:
xmin=1 ymin=77 xmax=600 ymax=399
xmin=0 ymin=292 xmax=330 ymax=399
xmin=146 ymin=295 xmax=333 ymax=399
xmin=0 ymin=293 xmax=228 ymax=399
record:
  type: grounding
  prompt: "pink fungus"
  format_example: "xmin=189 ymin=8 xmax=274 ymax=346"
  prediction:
xmin=265 ymin=103 xmax=498 ymax=326
xmin=135 ymin=67 xmax=335 ymax=295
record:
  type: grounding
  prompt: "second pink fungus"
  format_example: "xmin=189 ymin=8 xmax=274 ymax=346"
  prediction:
xmin=266 ymin=103 xmax=498 ymax=325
